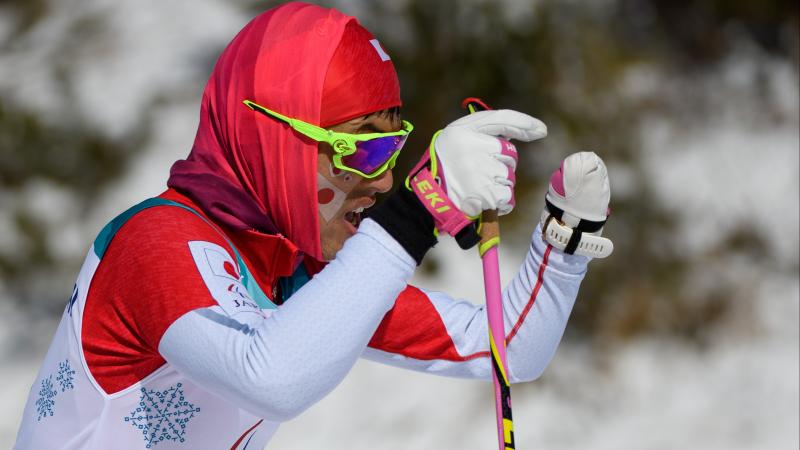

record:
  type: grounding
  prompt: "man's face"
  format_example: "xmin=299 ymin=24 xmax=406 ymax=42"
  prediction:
xmin=317 ymin=113 xmax=400 ymax=261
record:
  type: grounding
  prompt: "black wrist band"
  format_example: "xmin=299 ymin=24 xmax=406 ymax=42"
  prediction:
xmin=367 ymin=187 xmax=437 ymax=265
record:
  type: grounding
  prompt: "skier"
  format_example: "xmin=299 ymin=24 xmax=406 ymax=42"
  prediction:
xmin=15 ymin=2 xmax=612 ymax=449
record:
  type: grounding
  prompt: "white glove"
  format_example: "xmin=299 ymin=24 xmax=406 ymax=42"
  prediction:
xmin=435 ymin=109 xmax=547 ymax=217
xmin=541 ymin=151 xmax=613 ymax=258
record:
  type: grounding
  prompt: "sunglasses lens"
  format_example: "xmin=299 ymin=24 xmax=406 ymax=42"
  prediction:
xmin=342 ymin=133 xmax=408 ymax=176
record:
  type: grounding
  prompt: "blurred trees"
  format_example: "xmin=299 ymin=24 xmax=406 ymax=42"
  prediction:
xmin=1 ymin=0 xmax=149 ymax=313
xmin=0 ymin=99 xmax=146 ymax=314
xmin=345 ymin=0 xmax=797 ymax=345
xmin=2 ymin=0 xmax=798 ymax=343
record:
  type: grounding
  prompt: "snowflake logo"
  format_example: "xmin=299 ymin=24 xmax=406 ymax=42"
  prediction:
xmin=56 ymin=359 xmax=76 ymax=392
xmin=35 ymin=375 xmax=57 ymax=421
xmin=125 ymin=383 xmax=201 ymax=448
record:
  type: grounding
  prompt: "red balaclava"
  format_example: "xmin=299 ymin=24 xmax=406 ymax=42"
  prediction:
xmin=168 ymin=2 xmax=401 ymax=262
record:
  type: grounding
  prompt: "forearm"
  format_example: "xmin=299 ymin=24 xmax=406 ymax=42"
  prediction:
xmin=364 ymin=224 xmax=588 ymax=383
xmin=502 ymin=224 xmax=588 ymax=381
xmin=158 ymin=219 xmax=415 ymax=421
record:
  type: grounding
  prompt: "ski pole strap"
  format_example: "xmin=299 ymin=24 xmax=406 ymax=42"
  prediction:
xmin=408 ymin=167 xmax=475 ymax=241
xmin=404 ymin=130 xmax=480 ymax=249
xmin=544 ymin=198 xmax=607 ymax=233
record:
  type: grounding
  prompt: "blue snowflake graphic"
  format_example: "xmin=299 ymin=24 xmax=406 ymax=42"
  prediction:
xmin=56 ymin=359 xmax=76 ymax=392
xmin=124 ymin=383 xmax=200 ymax=448
xmin=35 ymin=375 xmax=57 ymax=421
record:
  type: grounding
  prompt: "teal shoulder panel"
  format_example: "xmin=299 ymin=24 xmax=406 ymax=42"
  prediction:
xmin=93 ymin=198 xmax=191 ymax=259
xmin=91 ymin=198 xmax=276 ymax=310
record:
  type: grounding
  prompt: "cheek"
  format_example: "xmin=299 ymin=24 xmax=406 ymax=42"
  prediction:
xmin=317 ymin=174 xmax=347 ymax=222
xmin=318 ymin=188 xmax=335 ymax=204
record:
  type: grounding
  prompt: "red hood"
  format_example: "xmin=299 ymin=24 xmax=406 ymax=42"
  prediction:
xmin=168 ymin=2 xmax=400 ymax=262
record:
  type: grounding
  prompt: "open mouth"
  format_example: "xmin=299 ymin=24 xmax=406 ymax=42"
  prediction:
xmin=344 ymin=207 xmax=364 ymax=228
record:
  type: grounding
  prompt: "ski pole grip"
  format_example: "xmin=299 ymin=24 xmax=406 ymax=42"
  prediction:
xmin=479 ymin=210 xmax=500 ymax=256
xmin=461 ymin=98 xmax=500 ymax=255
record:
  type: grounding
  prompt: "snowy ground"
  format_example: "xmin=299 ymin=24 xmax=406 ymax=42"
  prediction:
xmin=0 ymin=1 xmax=798 ymax=448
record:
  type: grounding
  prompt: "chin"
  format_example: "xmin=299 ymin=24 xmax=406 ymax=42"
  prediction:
xmin=320 ymin=222 xmax=355 ymax=261
xmin=321 ymin=239 xmax=345 ymax=261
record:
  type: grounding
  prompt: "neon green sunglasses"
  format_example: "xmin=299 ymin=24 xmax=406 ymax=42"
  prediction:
xmin=243 ymin=99 xmax=413 ymax=179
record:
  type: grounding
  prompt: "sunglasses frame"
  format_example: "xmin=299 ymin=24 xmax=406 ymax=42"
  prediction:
xmin=243 ymin=99 xmax=413 ymax=178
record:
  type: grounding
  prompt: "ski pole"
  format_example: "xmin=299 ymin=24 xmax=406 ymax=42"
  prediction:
xmin=462 ymin=97 xmax=516 ymax=450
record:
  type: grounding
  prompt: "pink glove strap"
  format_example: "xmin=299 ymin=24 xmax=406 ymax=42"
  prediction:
xmin=409 ymin=167 xmax=472 ymax=236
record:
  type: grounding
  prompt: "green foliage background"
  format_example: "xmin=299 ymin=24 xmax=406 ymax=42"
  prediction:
xmin=1 ymin=0 xmax=797 ymax=346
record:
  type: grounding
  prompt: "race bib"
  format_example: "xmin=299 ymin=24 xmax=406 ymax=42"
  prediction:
xmin=188 ymin=241 xmax=261 ymax=316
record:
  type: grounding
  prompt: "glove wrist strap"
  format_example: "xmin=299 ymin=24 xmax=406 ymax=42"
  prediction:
xmin=405 ymin=131 xmax=475 ymax=241
xmin=408 ymin=167 xmax=473 ymax=236
xmin=541 ymin=213 xmax=614 ymax=258
xmin=544 ymin=198 xmax=607 ymax=233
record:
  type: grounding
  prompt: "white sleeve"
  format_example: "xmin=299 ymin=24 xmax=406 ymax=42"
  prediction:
xmin=362 ymin=223 xmax=589 ymax=383
xmin=158 ymin=219 xmax=415 ymax=422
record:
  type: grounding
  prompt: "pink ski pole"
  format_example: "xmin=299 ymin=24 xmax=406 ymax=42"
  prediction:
xmin=462 ymin=98 xmax=516 ymax=450
xmin=480 ymin=211 xmax=515 ymax=450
